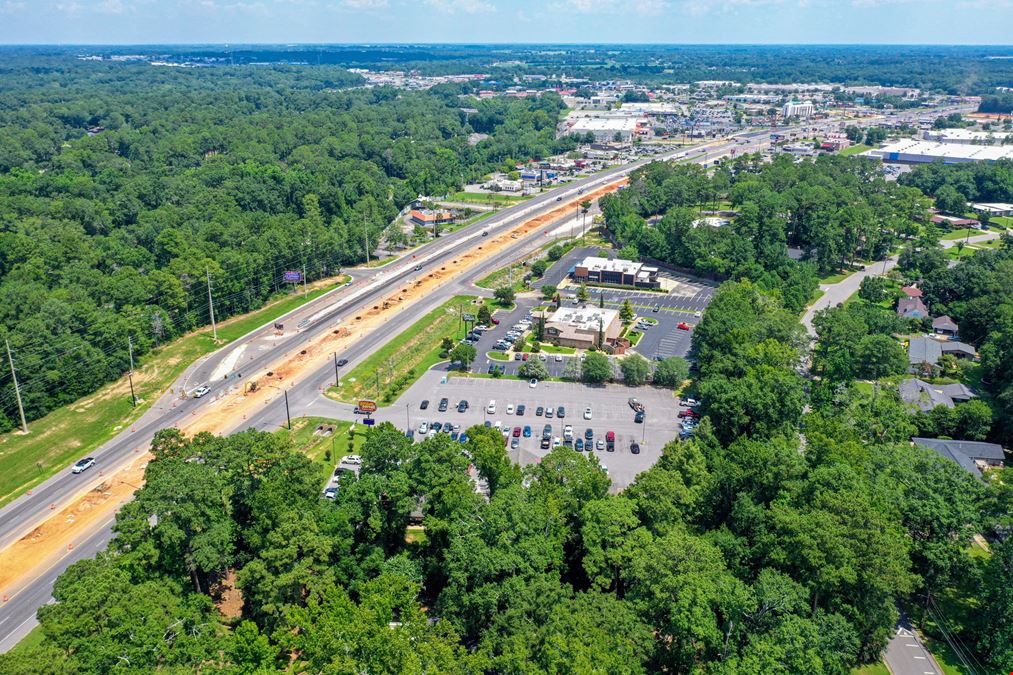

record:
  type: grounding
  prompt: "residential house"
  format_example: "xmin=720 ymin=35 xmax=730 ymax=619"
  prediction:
xmin=912 ymin=437 xmax=1006 ymax=479
xmin=932 ymin=315 xmax=959 ymax=337
xmin=908 ymin=336 xmax=977 ymax=374
xmin=900 ymin=286 xmax=923 ymax=299
xmin=897 ymin=297 xmax=929 ymax=319
xmin=899 ymin=378 xmax=976 ymax=412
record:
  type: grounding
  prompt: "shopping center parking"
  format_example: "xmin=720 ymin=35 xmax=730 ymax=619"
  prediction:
xmin=394 ymin=371 xmax=683 ymax=490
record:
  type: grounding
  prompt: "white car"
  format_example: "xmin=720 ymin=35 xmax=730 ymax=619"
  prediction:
xmin=487 ymin=400 xmax=496 ymax=414
xmin=418 ymin=421 xmax=429 ymax=434
xmin=555 ymin=354 xmax=563 ymax=362
xmin=694 ymin=311 xmax=702 ymax=318
xmin=583 ymin=407 xmax=592 ymax=420
xmin=494 ymin=420 xmax=502 ymax=430
xmin=506 ymin=404 xmax=515 ymax=415
xmin=341 ymin=455 xmax=362 ymax=465
xmin=529 ymin=378 xmax=538 ymax=388
xmin=71 ymin=457 xmax=95 ymax=474
xmin=539 ymin=353 xmax=548 ymax=361
xmin=192 ymin=385 xmax=211 ymax=398
xmin=563 ymin=425 xmax=574 ymax=441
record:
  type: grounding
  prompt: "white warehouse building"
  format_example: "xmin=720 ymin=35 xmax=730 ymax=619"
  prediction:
xmin=866 ymin=140 xmax=1013 ymax=164
xmin=566 ymin=117 xmax=643 ymax=143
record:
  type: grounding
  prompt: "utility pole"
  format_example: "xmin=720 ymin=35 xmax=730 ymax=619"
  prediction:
xmin=363 ymin=223 xmax=371 ymax=265
xmin=405 ymin=402 xmax=410 ymax=431
xmin=5 ymin=339 xmax=28 ymax=434
xmin=333 ymin=352 xmax=340 ymax=387
xmin=205 ymin=267 xmax=218 ymax=341
xmin=302 ymin=262 xmax=308 ymax=294
xmin=127 ymin=336 xmax=137 ymax=408
xmin=283 ymin=389 xmax=291 ymax=430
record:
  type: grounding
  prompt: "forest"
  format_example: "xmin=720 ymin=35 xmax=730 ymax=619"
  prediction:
xmin=598 ymin=154 xmax=930 ymax=315
xmin=2 ymin=279 xmax=1009 ymax=674
xmin=0 ymin=59 xmax=574 ymax=431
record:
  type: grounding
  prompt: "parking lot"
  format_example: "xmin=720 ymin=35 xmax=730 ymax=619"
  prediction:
xmin=392 ymin=371 xmax=683 ymax=490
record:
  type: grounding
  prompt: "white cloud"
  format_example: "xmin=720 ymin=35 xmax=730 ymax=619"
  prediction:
xmin=424 ymin=0 xmax=496 ymax=13
xmin=343 ymin=0 xmax=388 ymax=8
xmin=558 ymin=0 xmax=667 ymax=14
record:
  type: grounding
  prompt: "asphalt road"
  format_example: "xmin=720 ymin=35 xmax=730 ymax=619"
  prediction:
xmin=884 ymin=616 xmax=943 ymax=675
xmin=0 ymin=105 xmax=971 ymax=650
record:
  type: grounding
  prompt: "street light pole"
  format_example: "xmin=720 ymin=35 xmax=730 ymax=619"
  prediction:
xmin=333 ymin=352 xmax=340 ymax=387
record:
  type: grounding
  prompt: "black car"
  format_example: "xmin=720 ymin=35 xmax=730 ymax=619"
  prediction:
xmin=438 ymin=398 xmax=449 ymax=412
xmin=431 ymin=422 xmax=442 ymax=432
xmin=535 ymin=406 xmax=544 ymax=416
xmin=634 ymin=411 xmax=644 ymax=423
xmin=420 ymin=399 xmax=430 ymax=410
xmin=540 ymin=437 xmax=551 ymax=449
xmin=516 ymin=404 xmax=525 ymax=416
xmin=336 ymin=358 xmax=348 ymax=367
xmin=584 ymin=428 xmax=594 ymax=441
xmin=630 ymin=442 xmax=641 ymax=455
xmin=557 ymin=406 xmax=565 ymax=419
xmin=457 ymin=400 xmax=469 ymax=412
xmin=542 ymin=424 xmax=553 ymax=439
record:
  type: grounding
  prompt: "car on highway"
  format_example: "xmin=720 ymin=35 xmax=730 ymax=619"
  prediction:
xmin=192 ymin=385 xmax=211 ymax=398
xmin=438 ymin=398 xmax=449 ymax=412
xmin=71 ymin=457 xmax=96 ymax=474
xmin=420 ymin=399 xmax=429 ymax=410
xmin=583 ymin=406 xmax=592 ymax=420
xmin=336 ymin=358 xmax=348 ymax=367
xmin=555 ymin=196 xmax=562 ymax=201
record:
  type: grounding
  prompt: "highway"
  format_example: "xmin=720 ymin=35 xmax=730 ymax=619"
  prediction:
xmin=0 ymin=104 xmax=970 ymax=650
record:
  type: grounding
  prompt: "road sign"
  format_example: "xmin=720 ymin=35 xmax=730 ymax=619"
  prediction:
xmin=357 ymin=399 xmax=378 ymax=414
xmin=283 ymin=270 xmax=303 ymax=283
xmin=363 ymin=418 xmax=375 ymax=426
xmin=462 ymin=313 xmax=475 ymax=322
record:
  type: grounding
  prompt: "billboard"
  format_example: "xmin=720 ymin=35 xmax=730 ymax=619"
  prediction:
xmin=283 ymin=270 xmax=303 ymax=283
xmin=357 ymin=399 xmax=378 ymax=414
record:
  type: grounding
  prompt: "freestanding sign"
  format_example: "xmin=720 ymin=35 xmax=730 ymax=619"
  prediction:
xmin=363 ymin=418 xmax=375 ymax=426
xmin=283 ymin=270 xmax=303 ymax=283
xmin=357 ymin=400 xmax=378 ymax=414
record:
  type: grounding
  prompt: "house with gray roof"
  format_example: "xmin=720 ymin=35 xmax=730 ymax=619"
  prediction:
xmin=912 ymin=437 xmax=1006 ymax=479
xmin=932 ymin=315 xmax=959 ymax=337
xmin=897 ymin=297 xmax=929 ymax=319
xmin=908 ymin=337 xmax=977 ymax=374
xmin=899 ymin=378 xmax=976 ymax=411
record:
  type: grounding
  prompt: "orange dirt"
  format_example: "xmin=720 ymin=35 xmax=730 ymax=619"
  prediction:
xmin=0 ymin=182 xmax=627 ymax=603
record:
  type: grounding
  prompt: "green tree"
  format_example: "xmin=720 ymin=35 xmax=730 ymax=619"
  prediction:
xmin=541 ymin=284 xmax=557 ymax=301
xmin=547 ymin=245 xmax=564 ymax=261
xmin=934 ymin=184 xmax=966 ymax=215
xmin=494 ymin=286 xmax=516 ymax=306
xmin=449 ymin=343 xmax=477 ymax=370
xmin=977 ymin=537 xmax=1013 ymax=670
xmin=858 ymin=276 xmax=891 ymax=303
xmin=477 ymin=303 xmax=493 ymax=326
xmin=582 ymin=351 xmax=613 ymax=383
xmin=577 ymin=283 xmax=590 ymax=302
xmin=652 ymin=357 xmax=689 ymax=388
xmin=620 ymin=353 xmax=651 ymax=385
xmin=854 ymin=334 xmax=908 ymax=380
xmin=619 ymin=298 xmax=635 ymax=323
xmin=519 ymin=359 xmax=549 ymax=380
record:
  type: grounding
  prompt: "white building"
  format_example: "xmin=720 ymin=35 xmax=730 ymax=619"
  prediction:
xmin=866 ymin=140 xmax=1013 ymax=164
xmin=923 ymin=128 xmax=1013 ymax=144
xmin=566 ymin=117 xmax=643 ymax=143
xmin=782 ymin=101 xmax=815 ymax=118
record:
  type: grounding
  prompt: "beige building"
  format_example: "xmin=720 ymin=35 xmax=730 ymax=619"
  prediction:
xmin=540 ymin=307 xmax=622 ymax=350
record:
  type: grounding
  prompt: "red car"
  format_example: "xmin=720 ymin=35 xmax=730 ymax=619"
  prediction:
xmin=512 ymin=426 xmax=522 ymax=437
xmin=678 ymin=409 xmax=701 ymax=419
xmin=491 ymin=318 xmax=500 ymax=325
xmin=677 ymin=322 xmax=692 ymax=331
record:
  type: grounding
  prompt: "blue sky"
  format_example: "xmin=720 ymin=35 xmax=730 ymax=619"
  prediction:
xmin=0 ymin=0 xmax=1011 ymax=45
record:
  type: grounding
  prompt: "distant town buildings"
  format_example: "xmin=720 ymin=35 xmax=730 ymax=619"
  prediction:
xmin=572 ymin=256 xmax=660 ymax=289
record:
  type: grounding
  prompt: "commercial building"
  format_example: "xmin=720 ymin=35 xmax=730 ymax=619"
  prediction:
xmin=923 ymin=128 xmax=1013 ymax=144
xmin=566 ymin=117 xmax=643 ymax=143
xmin=866 ymin=140 xmax=1013 ymax=164
xmin=972 ymin=202 xmax=1013 ymax=217
xmin=572 ymin=256 xmax=660 ymax=289
xmin=782 ymin=101 xmax=815 ymax=118
xmin=541 ymin=307 xmax=622 ymax=350
xmin=410 ymin=208 xmax=456 ymax=228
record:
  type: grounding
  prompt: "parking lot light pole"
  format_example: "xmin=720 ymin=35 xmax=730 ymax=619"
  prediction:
xmin=642 ymin=412 xmax=647 ymax=442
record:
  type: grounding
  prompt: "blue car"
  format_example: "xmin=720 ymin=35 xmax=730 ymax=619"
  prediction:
xmin=522 ymin=425 xmax=532 ymax=438
xmin=459 ymin=433 xmax=469 ymax=444
xmin=575 ymin=438 xmax=584 ymax=451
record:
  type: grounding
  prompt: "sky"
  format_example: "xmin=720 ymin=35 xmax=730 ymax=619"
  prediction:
xmin=0 ymin=0 xmax=1011 ymax=46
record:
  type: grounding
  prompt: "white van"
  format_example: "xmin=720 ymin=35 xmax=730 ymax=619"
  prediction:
xmin=487 ymin=400 xmax=496 ymax=414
